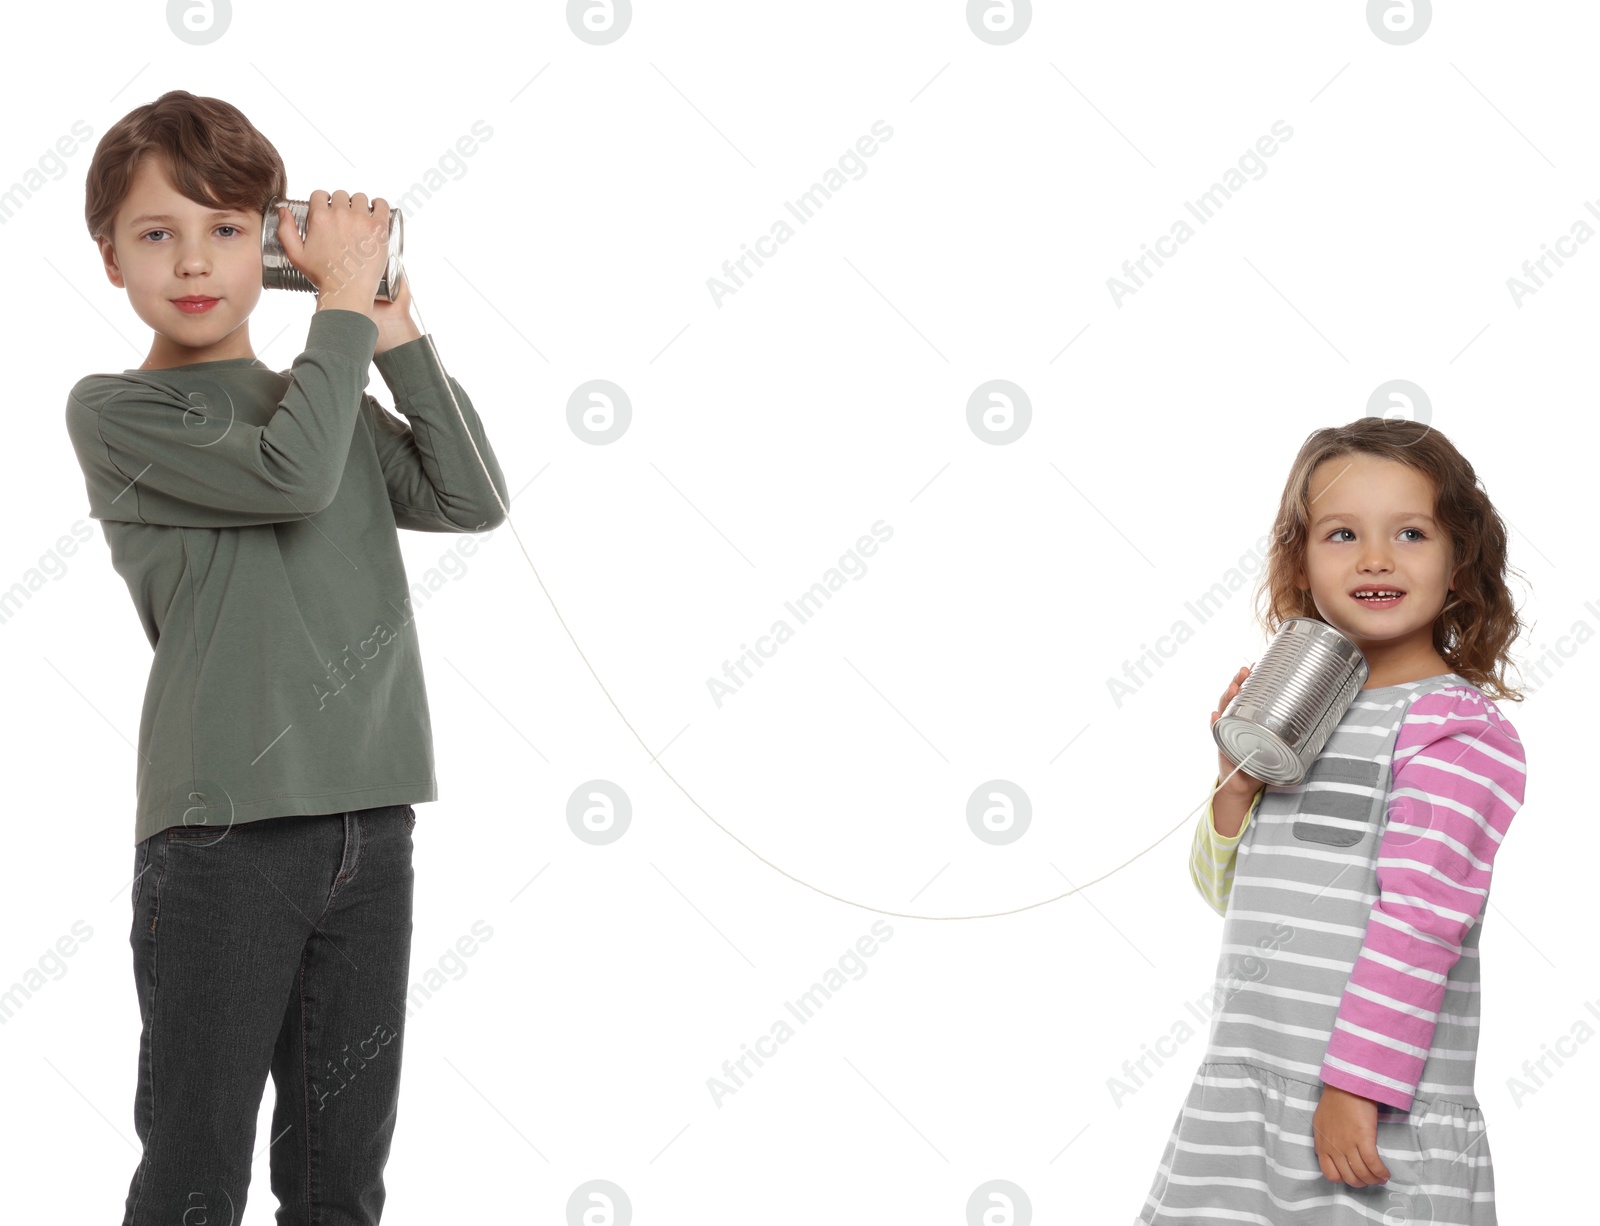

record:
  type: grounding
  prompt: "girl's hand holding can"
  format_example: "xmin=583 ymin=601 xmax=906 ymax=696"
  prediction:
xmin=1214 ymin=665 xmax=1269 ymax=797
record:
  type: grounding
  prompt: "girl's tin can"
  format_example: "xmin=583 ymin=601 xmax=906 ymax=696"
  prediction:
xmin=261 ymin=196 xmax=405 ymax=302
xmin=1212 ymin=617 xmax=1370 ymax=786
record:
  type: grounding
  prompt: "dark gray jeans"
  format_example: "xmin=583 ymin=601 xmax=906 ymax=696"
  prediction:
xmin=123 ymin=804 xmax=417 ymax=1226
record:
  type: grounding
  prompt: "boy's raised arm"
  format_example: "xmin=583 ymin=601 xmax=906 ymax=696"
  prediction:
xmin=65 ymin=309 xmax=379 ymax=528
xmin=363 ymin=333 xmax=510 ymax=533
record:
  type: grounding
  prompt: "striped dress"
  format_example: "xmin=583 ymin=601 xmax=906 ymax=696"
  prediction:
xmin=1139 ymin=673 xmax=1527 ymax=1224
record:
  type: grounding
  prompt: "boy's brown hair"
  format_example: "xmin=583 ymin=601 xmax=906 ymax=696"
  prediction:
xmin=1253 ymin=417 xmax=1529 ymax=701
xmin=84 ymin=88 xmax=286 ymax=244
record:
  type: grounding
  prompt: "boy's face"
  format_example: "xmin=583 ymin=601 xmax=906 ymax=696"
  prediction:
xmin=97 ymin=156 xmax=264 ymax=369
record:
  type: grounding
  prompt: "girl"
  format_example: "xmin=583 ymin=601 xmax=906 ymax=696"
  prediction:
xmin=1141 ymin=418 xmax=1529 ymax=1224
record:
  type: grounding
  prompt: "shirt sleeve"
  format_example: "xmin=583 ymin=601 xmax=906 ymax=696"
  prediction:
xmin=364 ymin=333 xmax=509 ymax=533
xmin=64 ymin=309 xmax=380 ymax=528
xmin=1190 ymin=775 xmax=1264 ymax=917
xmin=1319 ymin=686 xmax=1528 ymax=1111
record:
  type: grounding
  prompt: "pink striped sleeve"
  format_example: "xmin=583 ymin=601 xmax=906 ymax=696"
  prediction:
xmin=1319 ymin=685 xmax=1527 ymax=1111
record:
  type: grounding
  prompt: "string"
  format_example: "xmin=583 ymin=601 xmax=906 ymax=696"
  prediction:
xmin=404 ymin=281 xmax=1262 ymax=920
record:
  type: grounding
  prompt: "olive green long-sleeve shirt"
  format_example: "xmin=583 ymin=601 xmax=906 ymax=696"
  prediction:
xmin=64 ymin=308 xmax=509 ymax=844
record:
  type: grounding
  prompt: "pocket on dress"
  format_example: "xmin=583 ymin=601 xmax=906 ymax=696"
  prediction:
xmin=1292 ymin=821 xmax=1367 ymax=846
xmin=1291 ymin=755 xmax=1381 ymax=846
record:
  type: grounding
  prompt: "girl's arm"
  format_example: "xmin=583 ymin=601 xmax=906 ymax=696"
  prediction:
xmin=1189 ymin=776 xmax=1264 ymax=916
xmin=1319 ymin=686 xmax=1528 ymax=1111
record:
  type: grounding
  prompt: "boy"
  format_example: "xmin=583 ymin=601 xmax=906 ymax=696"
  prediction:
xmin=65 ymin=89 xmax=508 ymax=1225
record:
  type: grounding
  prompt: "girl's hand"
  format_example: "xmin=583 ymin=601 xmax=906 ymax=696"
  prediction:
xmin=370 ymin=270 xmax=421 ymax=355
xmin=1213 ymin=665 xmax=1268 ymax=796
xmin=1312 ymin=1084 xmax=1390 ymax=1186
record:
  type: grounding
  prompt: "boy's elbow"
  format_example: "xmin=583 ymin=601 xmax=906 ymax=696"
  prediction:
xmin=437 ymin=504 xmax=506 ymax=533
xmin=471 ymin=501 xmax=508 ymax=530
xmin=304 ymin=480 xmax=342 ymax=515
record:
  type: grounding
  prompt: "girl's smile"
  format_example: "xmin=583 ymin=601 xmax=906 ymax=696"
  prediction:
xmin=1348 ymin=589 xmax=1404 ymax=611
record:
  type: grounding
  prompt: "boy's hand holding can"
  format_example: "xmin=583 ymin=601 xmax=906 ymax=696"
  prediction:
xmin=272 ymin=189 xmax=390 ymax=318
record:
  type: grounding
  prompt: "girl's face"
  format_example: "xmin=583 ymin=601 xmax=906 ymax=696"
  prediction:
xmin=1297 ymin=453 xmax=1459 ymax=671
xmin=96 ymin=155 xmax=264 ymax=369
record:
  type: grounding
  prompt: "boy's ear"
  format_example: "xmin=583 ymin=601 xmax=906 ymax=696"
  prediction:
xmin=97 ymin=235 xmax=125 ymax=289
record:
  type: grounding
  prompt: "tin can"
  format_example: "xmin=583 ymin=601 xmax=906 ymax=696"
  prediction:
xmin=261 ymin=196 xmax=405 ymax=302
xmin=1212 ymin=617 xmax=1370 ymax=786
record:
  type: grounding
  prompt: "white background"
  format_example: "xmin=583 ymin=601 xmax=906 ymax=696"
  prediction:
xmin=0 ymin=2 xmax=1588 ymax=1222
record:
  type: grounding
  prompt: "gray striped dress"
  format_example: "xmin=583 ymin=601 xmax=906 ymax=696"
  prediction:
xmin=1138 ymin=673 xmax=1521 ymax=1224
